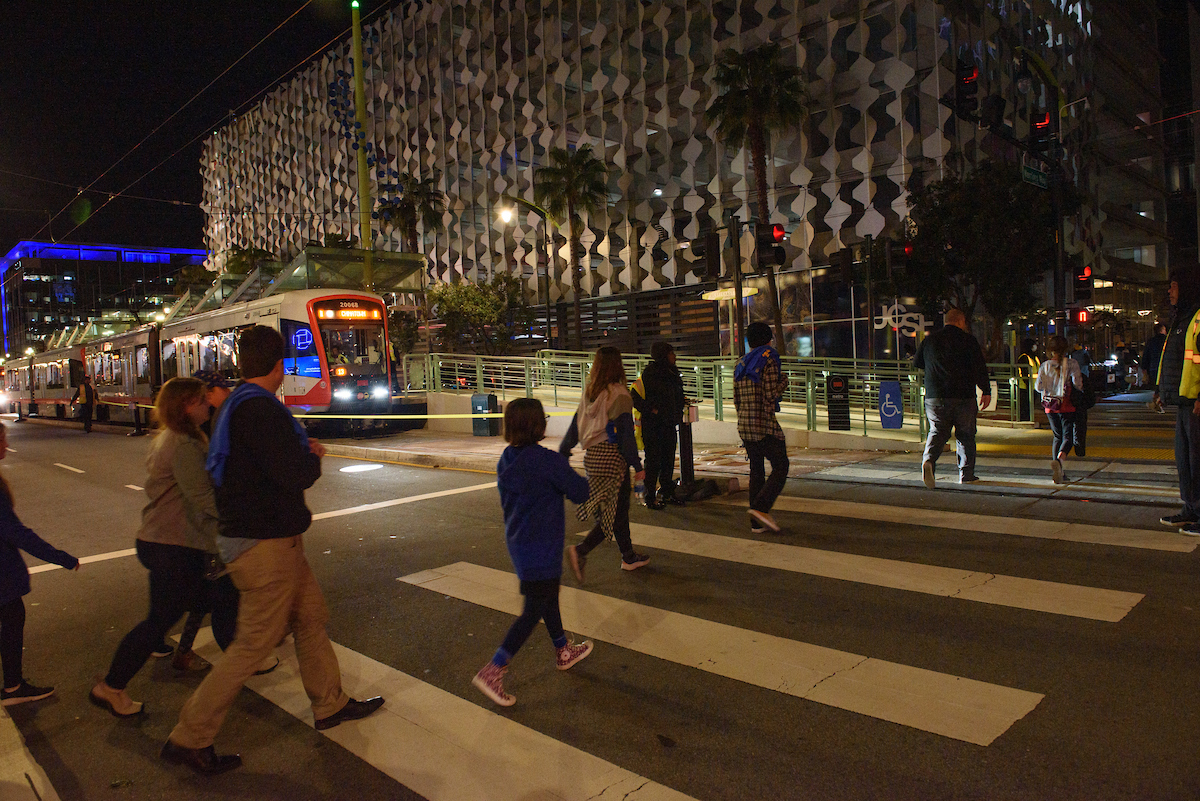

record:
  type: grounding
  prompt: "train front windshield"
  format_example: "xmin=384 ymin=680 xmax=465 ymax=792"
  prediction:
xmin=311 ymin=299 xmax=388 ymax=378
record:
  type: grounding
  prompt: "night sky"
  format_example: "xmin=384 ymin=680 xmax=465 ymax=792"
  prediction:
xmin=0 ymin=0 xmax=391 ymax=256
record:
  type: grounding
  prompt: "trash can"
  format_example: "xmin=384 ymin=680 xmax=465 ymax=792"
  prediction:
xmin=471 ymin=393 xmax=500 ymax=436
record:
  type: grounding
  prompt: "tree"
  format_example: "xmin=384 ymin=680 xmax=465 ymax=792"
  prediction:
xmin=707 ymin=42 xmax=808 ymax=352
xmin=376 ymin=173 xmax=446 ymax=255
xmin=222 ymin=245 xmax=274 ymax=275
xmin=534 ymin=145 xmax=609 ymax=350
xmin=902 ymin=161 xmax=1074 ymax=358
xmin=427 ymin=273 xmax=535 ymax=355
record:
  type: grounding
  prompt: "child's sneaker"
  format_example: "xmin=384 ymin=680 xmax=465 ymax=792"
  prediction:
xmin=556 ymin=640 xmax=593 ymax=671
xmin=471 ymin=662 xmax=515 ymax=707
xmin=1 ymin=681 xmax=54 ymax=706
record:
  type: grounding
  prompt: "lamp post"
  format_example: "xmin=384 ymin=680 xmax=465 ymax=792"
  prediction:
xmin=499 ymin=195 xmax=558 ymax=348
xmin=350 ymin=0 xmax=374 ymax=290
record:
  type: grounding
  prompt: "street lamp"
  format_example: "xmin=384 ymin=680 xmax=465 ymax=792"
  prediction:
xmin=498 ymin=195 xmax=557 ymax=348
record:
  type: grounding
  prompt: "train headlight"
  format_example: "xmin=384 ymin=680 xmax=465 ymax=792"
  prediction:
xmin=372 ymin=386 xmax=388 ymax=399
xmin=334 ymin=389 xmax=353 ymax=401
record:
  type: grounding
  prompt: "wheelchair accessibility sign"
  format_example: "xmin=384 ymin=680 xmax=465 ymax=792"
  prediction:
xmin=879 ymin=380 xmax=903 ymax=430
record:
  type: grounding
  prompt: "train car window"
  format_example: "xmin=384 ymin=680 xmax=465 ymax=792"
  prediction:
xmin=281 ymin=320 xmax=321 ymax=378
xmin=199 ymin=336 xmax=217 ymax=372
xmin=135 ymin=346 xmax=150 ymax=383
xmin=161 ymin=341 xmax=178 ymax=381
xmin=48 ymin=362 xmax=62 ymax=389
xmin=69 ymin=360 xmax=84 ymax=387
xmin=218 ymin=332 xmax=236 ymax=374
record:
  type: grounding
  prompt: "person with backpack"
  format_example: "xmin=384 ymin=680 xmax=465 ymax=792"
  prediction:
xmin=471 ymin=398 xmax=593 ymax=706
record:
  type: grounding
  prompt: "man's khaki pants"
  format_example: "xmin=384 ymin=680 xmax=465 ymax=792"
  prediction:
xmin=169 ymin=536 xmax=348 ymax=749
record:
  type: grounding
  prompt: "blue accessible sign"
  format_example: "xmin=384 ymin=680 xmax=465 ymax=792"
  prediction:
xmin=879 ymin=380 xmax=903 ymax=429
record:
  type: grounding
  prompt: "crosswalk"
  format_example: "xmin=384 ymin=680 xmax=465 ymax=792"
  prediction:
xmin=160 ymin=494 xmax=1179 ymax=800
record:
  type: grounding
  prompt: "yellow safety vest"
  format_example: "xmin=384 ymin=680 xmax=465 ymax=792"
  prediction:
xmin=1018 ymin=353 xmax=1041 ymax=387
xmin=1169 ymin=308 xmax=1200 ymax=398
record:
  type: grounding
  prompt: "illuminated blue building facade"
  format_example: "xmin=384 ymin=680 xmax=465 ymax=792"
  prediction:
xmin=0 ymin=241 xmax=207 ymax=355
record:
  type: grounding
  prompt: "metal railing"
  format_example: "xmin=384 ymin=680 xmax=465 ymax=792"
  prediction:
xmin=398 ymin=351 xmax=1038 ymax=439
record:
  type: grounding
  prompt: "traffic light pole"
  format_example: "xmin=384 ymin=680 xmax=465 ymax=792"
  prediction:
xmin=864 ymin=234 xmax=875 ymax=363
xmin=729 ymin=215 xmax=745 ymax=357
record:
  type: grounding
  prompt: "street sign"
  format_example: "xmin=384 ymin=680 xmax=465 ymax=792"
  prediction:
xmin=1022 ymin=164 xmax=1049 ymax=190
xmin=827 ymin=374 xmax=851 ymax=431
xmin=879 ymin=380 xmax=903 ymax=429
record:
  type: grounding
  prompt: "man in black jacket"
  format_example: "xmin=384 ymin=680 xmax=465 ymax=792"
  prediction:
xmin=914 ymin=308 xmax=991 ymax=488
xmin=632 ymin=342 xmax=686 ymax=508
xmin=163 ymin=326 xmax=382 ymax=776
xmin=1153 ymin=266 xmax=1200 ymax=532
xmin=70 ymin=375 xmax=95 ymax=433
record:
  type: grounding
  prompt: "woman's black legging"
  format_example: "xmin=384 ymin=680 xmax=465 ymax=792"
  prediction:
xmin=496 ymin=579 xmax=566 ymax=663
xmin=0 ymin=597 xmax=26 ymax=688
xmin=104 ymin=539 xmax=205 ymax=690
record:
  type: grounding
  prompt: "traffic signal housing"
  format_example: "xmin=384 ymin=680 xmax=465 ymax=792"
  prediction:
xmin=884 ymin=238 xmax=913 ymax=280
xmin=1029 ymin=110 xmax=1053 ymax=155
xmin=955 ymin=55 xmax=979 ymax=120
xmin=1073 ymin=262 xmax=1093 ymax=302
xmin=979 ymin=94 xmax=1006 ymax=130
xmin=757 ymin=223 xmax=786 ymax=270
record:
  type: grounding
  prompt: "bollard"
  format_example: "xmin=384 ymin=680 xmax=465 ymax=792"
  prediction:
xmin=676 ymin=402 xmax=717 ymax=502
xmin=128 ymin=403 xmax=146 ymax=437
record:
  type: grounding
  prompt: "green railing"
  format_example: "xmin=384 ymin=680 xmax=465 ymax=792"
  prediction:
xmin=398 ymin=351 xmax=1038 ymax=438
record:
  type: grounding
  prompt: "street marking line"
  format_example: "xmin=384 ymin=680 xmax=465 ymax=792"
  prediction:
xmin=713 ymin=496 xmax=1196 ymax=553
xmin=186 ymin=631 xmax=695 ymax=801
xmin=311 ymin=481 xmax=497 ymax=521
xmin=125 ymin=484 xmax=143 ymax=491
xmin=52 ymin=463 xmax=83 ymax=474
xmin=29 ymin=548 xmax=136 ymax=574
xmin=402 ymin=562 xmax=1044 ymax=746
xmin=626 ymin=524 xmax=1143 ymax=622
xmin=815 ymin=465 xmax=1178 ymax=496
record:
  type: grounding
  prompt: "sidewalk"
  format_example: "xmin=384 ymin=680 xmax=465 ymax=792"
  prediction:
xmin=0 ymin=707 xmax=61 ymax=801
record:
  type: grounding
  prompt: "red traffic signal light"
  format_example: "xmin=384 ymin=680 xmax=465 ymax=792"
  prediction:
xmin=756 ymin=224 xmax=787 ymax=269
xmin=1033 ymin=112 xmax=1051 ymax=130
xmin=1079 ymin=265 xmax=1091 ymax=279
xmin=769 ymin=223 xmax=786 ymax=244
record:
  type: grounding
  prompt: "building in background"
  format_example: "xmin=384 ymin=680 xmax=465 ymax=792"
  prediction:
xmin=0 ymin=241 xmax=206 ymax=355
xmin=201 ymin=0 xmax=1162 ymax=358
xmin=1159 ymin=0 xmax=1199 ymax=270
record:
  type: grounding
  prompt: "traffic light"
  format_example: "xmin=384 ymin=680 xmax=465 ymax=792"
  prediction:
xmin=955 ymin=55 xmax=979 ymax=120
xmin=757 ymin=223 xmax=786 ymax=269
xmin=702 ymin=230 xmax=721 ymax=279
xmin=838 ymin=248 xmax=854 ymax=284
xmin=1074 ymin=262 xmax=1093 ymax=301
xmin=1029 ymin=110 xmax=1053 ymax=154
xmin=884 ymin=238 xmax=913 ymax=280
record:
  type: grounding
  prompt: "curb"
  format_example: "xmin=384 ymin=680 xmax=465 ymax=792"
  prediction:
xmin=0 ymin=707 xmax=61 ymax=801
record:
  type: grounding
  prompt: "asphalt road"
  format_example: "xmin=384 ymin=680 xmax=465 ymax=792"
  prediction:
xmin=4 ymin=419 xmax=1200 ymax=801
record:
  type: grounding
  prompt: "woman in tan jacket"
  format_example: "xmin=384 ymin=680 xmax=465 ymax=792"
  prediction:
xmin=90 ymin=378 xmax=222 ymax=716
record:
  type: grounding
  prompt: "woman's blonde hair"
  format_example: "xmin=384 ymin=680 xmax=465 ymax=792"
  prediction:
xmin=586 ymin=346 xmax=627 ymax=402
xmin=1047 ymin=335 xmax=1069 ymax=361
xmin=153 ymin=377 xmax=207 ymax=440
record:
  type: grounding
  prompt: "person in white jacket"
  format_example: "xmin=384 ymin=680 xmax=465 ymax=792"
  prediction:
xmin=1035 ymin=335 xmax=1084 ymax=484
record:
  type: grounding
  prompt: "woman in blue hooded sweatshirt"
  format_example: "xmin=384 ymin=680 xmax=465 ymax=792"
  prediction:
xmin=472 ymin=398 xmax=592 ymax=707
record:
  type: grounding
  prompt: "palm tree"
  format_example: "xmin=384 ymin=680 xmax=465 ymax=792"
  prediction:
xmin=376 ymin=173 xmax=446 ymax=353
xmin=707 ymin=42 xmax=808 ymax=352
xmin=534 ymin=145 xmax=609 ymax=350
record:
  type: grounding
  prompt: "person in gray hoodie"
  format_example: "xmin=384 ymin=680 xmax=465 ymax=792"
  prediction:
xmin=472 ymin=398 xmax=592 ymax=707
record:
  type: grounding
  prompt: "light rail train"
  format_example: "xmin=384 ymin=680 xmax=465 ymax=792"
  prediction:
xmin=2 ymin=289 xmax=394 ymax=426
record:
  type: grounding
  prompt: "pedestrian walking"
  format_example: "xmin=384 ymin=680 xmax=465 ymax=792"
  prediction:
xmin=560 ymin=346 xmax=650 ymax=579
xmin=1152 ymin=265 xmax=1200 ymax=534
xmin=472 ymin=398 xmax=593 ymax=707
xmin=733 ymin=322 xmax=790 ymax=533
xmin=70 ymin=374 xmax=96 ymax=433
xmin=0 ymin=421 xmax=80 ymax=706
xmin=1036 ymin=335 xmax=1085 ymax=484
xmin=915 ymin=308 xmax=991 ymax=488
xmin=631 ymin=341 xmax=687 ymax=509
xmin=90 ymin=378 xmax=221 ymax=718
xmin=1067 ymin=339 xmax=1094 ymax=456
xmin=163 ymin=326 xmax=382 ymax=776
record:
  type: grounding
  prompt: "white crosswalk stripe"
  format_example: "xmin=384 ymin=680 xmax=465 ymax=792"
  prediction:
xmin=400 ymin=562 xmax=1044 ymax=746
xmin=626 ymin=523 xmax=1144 ymax=621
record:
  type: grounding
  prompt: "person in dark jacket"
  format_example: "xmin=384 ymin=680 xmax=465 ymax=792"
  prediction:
xmin=163 ymin=326 xmax=383 ymax=776
xmin=914 ymin=308 xmax=991 ymax=487
xmin=0 ymin=421 xmax=80 ymax=706
xmin=1140 ymin=323 xmax=1168 ymax=390
xmin=632 ymin=341 xmax=686 ymax=508
xmin=70 ymin=374 xmax=96 ymax=433
xmin=472 ymin=398 xmax=593 ymax=707
xmin=1154 ymin=265 xmax=1200 ymax=532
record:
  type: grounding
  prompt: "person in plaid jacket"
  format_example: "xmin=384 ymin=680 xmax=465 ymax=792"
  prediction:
xmin=733 ymin=322 xmax=790 ymax=533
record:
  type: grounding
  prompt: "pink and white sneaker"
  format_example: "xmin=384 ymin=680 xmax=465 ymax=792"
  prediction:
xmin=472 ymin=662 xmax=515 ymax=706
xmin=556 ymin=640 xmax=594 ymax=671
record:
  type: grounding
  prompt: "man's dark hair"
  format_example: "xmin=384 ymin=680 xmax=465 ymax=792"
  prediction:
xmin=650 ymin=341 xmax=674 ymax=362
xmin=1170 ymin=262 xmax=1200 ymax=308
xmin=504 ymin=397 xmax=546 ymax=447
xmin=238 ymin=325 xmax=285 ymax=379
xmin=746 ymin=322 xmax=773 ymax=349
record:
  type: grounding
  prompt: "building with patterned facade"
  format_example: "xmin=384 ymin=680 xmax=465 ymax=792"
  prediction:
xmin=201 ymin=0 xmax=1163 ymax=357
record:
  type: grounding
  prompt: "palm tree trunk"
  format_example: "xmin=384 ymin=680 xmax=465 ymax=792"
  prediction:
xmin=408 ymin=223 xmax=432 ymax=353
xmin=750 ymin=123 xmax=786 ymax=353
xmin=569 ymin=204 xmax=583 ymax=350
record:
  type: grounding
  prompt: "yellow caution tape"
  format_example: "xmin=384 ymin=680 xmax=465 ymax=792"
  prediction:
xmin=292 ymin=411 xmax=576 ymax=420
